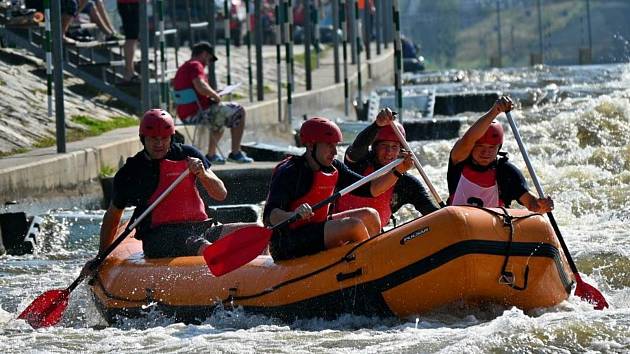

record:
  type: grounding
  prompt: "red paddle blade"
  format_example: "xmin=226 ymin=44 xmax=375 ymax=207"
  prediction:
xmin=17 ymin=289 xmax=70 ymax=328
xmin=203 ymin=226 xmax=273 ymax=276
xmin=573 ymin=273 xmax=609 ymax=310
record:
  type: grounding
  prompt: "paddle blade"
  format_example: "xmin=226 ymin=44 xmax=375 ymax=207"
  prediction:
xmin=17 ymin=289 xmax=70 ymax=328
xmin=203 ymin=226 xmax=273 ymax=276
xmin=573 ymin=273 xmax=609 ymax=310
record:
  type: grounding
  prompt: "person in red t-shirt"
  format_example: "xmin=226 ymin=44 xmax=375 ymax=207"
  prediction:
xmin=172 ymin=42 xmax=253 ymax=164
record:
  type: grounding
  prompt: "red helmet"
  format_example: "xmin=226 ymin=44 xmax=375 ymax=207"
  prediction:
xmin=299 ymin=117 xmax=343 ymax=145
xmin=375 ymin=121 xmax=405 ymax=143
xmin=139 ymin=109 xmax=175 ymax=137
xmin=476 ymin=121 xmax=504 ymax=145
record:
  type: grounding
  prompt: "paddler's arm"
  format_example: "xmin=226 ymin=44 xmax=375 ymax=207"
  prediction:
xmin=99 ymin=205 xmax=124 ymax=252
xmin=188 ymin=157 xmax=227 ymax=201
xmin=369 ymin=152 xmax=414 ymax=196
xmin=450 ymin=96 xmax=513 ymax=164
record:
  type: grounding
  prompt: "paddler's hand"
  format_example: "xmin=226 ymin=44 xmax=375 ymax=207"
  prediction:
xmin=491 ymin=96 xmax=514 ymax=115
xmin=294 ymin=203 xmax=314 ymax=220
xmin=80 ymin=257 xmax=99 ymax=278
xmin=395 ymin=150 xmax=414 ymax=174
xmin=528 ymin=196 xmax=554 ymax=214
xmin=375 ymin=107 xmax=395 ymax=127
xmin=187 ymin=157 xmax=206 ymax=178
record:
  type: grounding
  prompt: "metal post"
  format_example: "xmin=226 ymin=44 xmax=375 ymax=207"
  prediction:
xmin=283 ymin=0 xmax=293 ymax=123
xmin=51 ymin=0 xmax=65 ymax=153
xmin=158 ymin=0 xmax=167 ymax=109
xmin=313 ymin=0 xmax=320 ymax=68
xmin=495 ymin=0 xmax=502 ymax=67
xmin=375 ymin=0 xmax=381 ymax=55
xmin=332 ymin=0 xmax=340 ymax=83
xmin=537 ymin=0 xmax=543 ymax=62
xmin=207 ymin=0 xmax=217 ymax=88
xmin=246 ymin=0 xmax=254 ymax=101
xmin=586 ymin=0 xmax=592 ymax=53
xmin=340 ymin=0 xmax=349 ymax=117
xmin=275 ymin=0 xmax=282 ymax=122
xmin=170 ymin=0 xmax=180 ymax=67
xmin=186 ymin=0 xmax=194 ymax=44
xmin=44 ymin=0 xmax=52 ymax=117
xmin=349 ymin=0 xmax=356 ymax=64
xmin=354 ymin=0 xmax=362 ymax=104
xmin=139 ymin=0 xmax=151 ymax=112
xmin=304 ymin=0 xmax=312 ymax=90
xmin=255 ymin=0 xmax=264 ymax=101
xmin=288 ymin=0 xmax=295 ymax=94
xmin=224 ymin=0 xmax=231 ymax=86
xmin=392 ymin=0 xmax=402 ymax=121
xmin=364 ymin=1 xmax=371 ymax=60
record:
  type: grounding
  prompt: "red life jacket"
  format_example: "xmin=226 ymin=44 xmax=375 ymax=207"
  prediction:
xmin=288 ymin=166 xmax=339 ymax=230
xmin=335 ymin=164 xmax=394 ymax=226
xmin=147 ymin=159 xmax=208 ymax=228
xmin=450 ymin=164 xmax=504 ymax=208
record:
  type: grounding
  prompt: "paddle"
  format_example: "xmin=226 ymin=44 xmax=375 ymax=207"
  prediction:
xmin=17 ymin=169 xmax=191 ymax=328
xmin=505 ymin=111 xmax=608 ymax=310
xmin=389 ymin=119 xmax=446 ymax=207
xmin=204 ymin=157 xmax=406 ymax=276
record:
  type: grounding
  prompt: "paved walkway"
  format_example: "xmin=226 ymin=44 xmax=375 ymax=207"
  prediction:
xmin=0 ymin=43 xmax=393 ymax=203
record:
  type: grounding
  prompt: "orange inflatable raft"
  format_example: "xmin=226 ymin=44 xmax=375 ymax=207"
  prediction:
xmin=91 ymin=206 xmax=574 ymax=324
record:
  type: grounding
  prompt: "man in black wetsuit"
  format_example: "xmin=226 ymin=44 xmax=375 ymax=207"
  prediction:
xmin=336 ymin=108 xmax=439 ymax=226
xmin=264 ymin=117 xmax=414 ymax=261
xmin=83 ymin=109 xmax=257 ymax=270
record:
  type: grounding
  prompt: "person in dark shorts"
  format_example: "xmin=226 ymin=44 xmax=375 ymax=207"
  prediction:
xmin=448 ymin=96 xmax=554 ymax=212
xmin=172 ymin=41 xmax=253 ymax=164
xmin=81 ymin=109 xmax=259 ymax=276
xmin=264 ymin=117 xmax=413 ymax=261
xmin=117 ymin=0 xmax=139 ymax=83
xmin=336 ymin=107 xmax=439 ymax=227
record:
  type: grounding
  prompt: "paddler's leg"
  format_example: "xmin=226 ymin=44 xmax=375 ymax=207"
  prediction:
xmin=323 ymin=208 xmax=380 ymax=249
xmin=330 ymin=207 xmax=381 ymax=236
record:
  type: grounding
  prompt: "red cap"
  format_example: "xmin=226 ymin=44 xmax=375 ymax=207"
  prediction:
xmin=299 ymin=117 xmax=343 ymax=144
xmin=476 ymin=121 xmax=504 ymax=145
xmin=375 ymin=121 xmax=405 ymax=143
xmin=139 ymin=109 xmax=175 ymax=137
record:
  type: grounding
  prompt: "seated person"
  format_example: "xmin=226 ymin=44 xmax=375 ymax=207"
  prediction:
xmin=172 ymin=41 xmax=253 ymax=164
xmin=83 ymin=109 xmax=258 ymax=271
xmin=264 ymin=117 xmax=413 ymax=261
xmin=336 ymin=108 xmax=439 ymax=226
xmin=448 ymin=96 xmax=553 ymax=212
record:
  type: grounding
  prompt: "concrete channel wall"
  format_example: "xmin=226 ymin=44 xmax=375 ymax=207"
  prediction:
xmin=0 ymin=50 xmax=394 ymax=204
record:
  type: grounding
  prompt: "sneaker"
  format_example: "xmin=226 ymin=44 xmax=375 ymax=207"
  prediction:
xmin=227 ymin=151 xmax=254 ymax=163
xmin=206 ymin=153 xmax=226 ymax=165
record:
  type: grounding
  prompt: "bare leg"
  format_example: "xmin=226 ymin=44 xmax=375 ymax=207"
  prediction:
xmin=61 ymin=15 xmax=76 ymax=44
xmin=95 ymin=0 xmax=116 ymax=34
xmin=331 ymin=207 xmax=381 ymax=236
xmin=230 ymin=117 xmax=245 ymax=153
xmin=323 ymin=217 xmax=370 ymax=249
xmin=89 ymin=6 xmax=113 ymax=36
xmin=123 ymin=39 xmax=137 ymax=80
xmin=207 ymin=129 xmax=224 ymax=156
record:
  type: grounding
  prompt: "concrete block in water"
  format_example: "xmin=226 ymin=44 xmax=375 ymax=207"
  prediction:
xmin=241 ymin=142 xmax=305 ymax=162
xmin=207 ymin=205 xmax=259 ymax=224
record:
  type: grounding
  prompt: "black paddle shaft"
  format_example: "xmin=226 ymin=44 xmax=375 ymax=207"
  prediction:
xmin=505 ymin=112 xmax=580 ymax=274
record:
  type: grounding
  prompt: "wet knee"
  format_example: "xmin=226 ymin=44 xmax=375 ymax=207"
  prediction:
xmin=358 ymin=207 xmax=381 ymax=235
xmin=346 ymin=218 xmax=369 ymax=242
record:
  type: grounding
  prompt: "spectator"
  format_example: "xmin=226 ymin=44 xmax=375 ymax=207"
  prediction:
xmin=172 ymin=41 xmax=253 ymax=164
xmin=79 ymin=0 xmax=123 ymax=42
xmin=24 ymin=0 xmax=88 ymax=44
xmin=117 ymin=0 xmax=139 ymax=84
